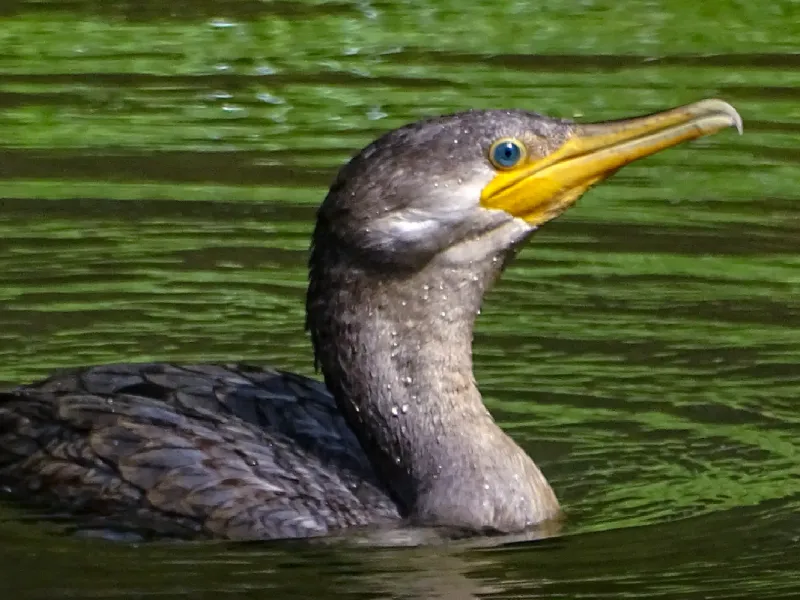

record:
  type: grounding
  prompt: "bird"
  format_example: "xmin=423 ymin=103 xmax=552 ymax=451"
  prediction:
xmin=0 ymin=99 xmax=742 ymax=541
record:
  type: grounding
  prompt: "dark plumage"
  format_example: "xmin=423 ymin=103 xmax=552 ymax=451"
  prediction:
xmin=0 ymin=363 xmax=397 ymax=538
xmin=0 ymin=100 xmax=741 ymax=540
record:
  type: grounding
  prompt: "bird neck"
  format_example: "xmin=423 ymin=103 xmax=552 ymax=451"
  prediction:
xmin=306 ymin=242 xmax=559 ymax=532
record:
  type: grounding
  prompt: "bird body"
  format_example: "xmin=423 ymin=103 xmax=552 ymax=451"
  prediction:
xmin=1 ymin=363 xmax=400 ymax=538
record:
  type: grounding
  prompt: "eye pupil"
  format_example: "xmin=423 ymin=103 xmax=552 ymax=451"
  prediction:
xmin=491 ymin=140 xmax=523 ymax=168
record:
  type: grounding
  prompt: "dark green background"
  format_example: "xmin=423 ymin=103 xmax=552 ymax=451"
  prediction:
xmin=0 ymin=0 xmax=798 ymax=598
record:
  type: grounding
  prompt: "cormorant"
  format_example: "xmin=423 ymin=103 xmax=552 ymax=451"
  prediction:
xmin=0 ymin=99 xmax=742 ymax=540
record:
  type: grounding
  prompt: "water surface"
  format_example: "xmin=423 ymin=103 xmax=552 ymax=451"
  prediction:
xmin=0 ymin=0 xmax=798 ymax=598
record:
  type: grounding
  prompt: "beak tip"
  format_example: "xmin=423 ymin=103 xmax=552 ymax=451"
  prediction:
xmin=706 ymin=98 xmax=744 ymax=135
xmin=733 ymin=112 xmax=744 ymax=135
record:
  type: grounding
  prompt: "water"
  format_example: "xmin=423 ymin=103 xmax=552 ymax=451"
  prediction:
xmin=1 ymin=0 xmax=798 ymax=598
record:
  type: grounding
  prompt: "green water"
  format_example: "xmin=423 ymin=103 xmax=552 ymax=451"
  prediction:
xmin=1 ymin=0 xmax=798 ymax=597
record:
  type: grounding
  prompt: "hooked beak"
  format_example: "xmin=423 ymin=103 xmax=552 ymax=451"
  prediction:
xmin=480 ymin=99 xmax=743 ymax=225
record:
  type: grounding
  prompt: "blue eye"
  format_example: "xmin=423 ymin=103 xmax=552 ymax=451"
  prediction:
xmin=489 ymin=138 xmax=526 ymax=169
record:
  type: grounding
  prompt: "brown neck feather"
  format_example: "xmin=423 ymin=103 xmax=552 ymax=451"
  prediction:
xmin=306 ymin=221 xmax=560 ymax=532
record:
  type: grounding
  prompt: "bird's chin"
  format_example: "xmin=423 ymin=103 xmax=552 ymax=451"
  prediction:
xmin=438 ymin=216 xmax=534 ymax=270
